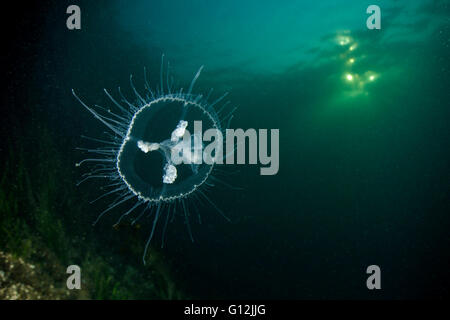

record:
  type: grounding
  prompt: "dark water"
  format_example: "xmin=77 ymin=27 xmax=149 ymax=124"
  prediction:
xmin=2 ymin=0 xmax=449 ymax=299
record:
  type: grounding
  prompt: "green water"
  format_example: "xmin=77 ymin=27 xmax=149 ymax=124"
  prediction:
xmin=1 ymin=0 xmax=449 ymax=299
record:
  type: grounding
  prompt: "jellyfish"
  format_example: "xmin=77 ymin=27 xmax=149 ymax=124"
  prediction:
xmin=72 ymin=56 xmax=236 ymax=264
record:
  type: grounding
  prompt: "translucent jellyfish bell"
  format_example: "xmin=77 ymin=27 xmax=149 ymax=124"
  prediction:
xmin=118 ymin=97 xmax=216 ymax=201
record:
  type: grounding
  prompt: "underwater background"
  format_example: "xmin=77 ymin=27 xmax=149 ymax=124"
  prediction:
xmin=1 ymin=0 xmax=449 ymax=299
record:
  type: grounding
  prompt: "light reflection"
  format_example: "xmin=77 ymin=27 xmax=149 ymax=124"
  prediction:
xmin=335 ymin=32 xmax=380 ymax=97
xmin=337 ymin=35 xmax=351 ymax=46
